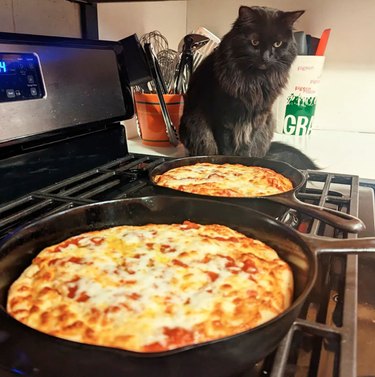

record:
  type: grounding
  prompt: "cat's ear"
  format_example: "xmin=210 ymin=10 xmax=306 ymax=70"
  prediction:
xmin=238 ymin=6 xmax=258 ymax=22
xmin=281 ymin=10 xmax=305 ymax=26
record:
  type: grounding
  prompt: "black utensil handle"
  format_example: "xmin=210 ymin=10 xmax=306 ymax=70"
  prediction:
xmin=174 ymin=51 xmax=186 ymax=94
xmin=144 ymin=44 xmax=180 ymax=146
xmin=300 ymin=234 xmax=375 ymax=256
xmin=267 ymin=193 xmax=366 ymax=234
xmin=151 ymin=47 xmax=168 ymax=94
xmin=154 ymin=80 xmax=179 ymax=146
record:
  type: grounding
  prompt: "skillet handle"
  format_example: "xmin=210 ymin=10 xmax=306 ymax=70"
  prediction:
xmin=301 ymin=235 xmax=375 ymax=256
xmin=267 ymin=192 xmax=366 ymax=234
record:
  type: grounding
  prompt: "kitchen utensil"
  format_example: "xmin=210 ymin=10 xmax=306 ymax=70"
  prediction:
xmin=315 ymin=28 xmax=331 ymax=56
xmin=157 ymin=48 xmax=178 ymax=93
xmin=191 ymin=26 xmax=220 ymax=70
xmin=139 ymin=30 xmax=169 ymax=55
xmin=174 ymin=35 xmax=194 ymax=94
xmin=149 ymin=156 xmax=365 ymax=234
xmin=138 ymin=31 xmax=169 ymax=94
xmin=143 ymin=43 xmax=179 ymax=146
xmin=118 ymin=33 xmax=152 ymax=92
xmin=174 ymin=34 xmax=210 ymax=94
xmin=306 ymin=34 xmax=320 ymax=55
xmin=176 ymin=33 xmax=211 ymax=55
xmin=145 ymin=43 xmax=168 ymax=94
xmin=293 ymin=31 xmax=308 ymax=55
xmin=0 ymin=196 xmax=373 ymax=377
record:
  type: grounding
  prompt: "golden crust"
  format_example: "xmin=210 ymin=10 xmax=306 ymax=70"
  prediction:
xmin=7 ymin=221 xmax=293 ymax=352
xmin=154 ymin=163 xmax=293 ymax=197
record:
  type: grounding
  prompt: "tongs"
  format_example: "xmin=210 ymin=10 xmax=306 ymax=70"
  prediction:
xmin=174 ymin=34 xmax=210 ymax=94
xmin=143 ymin=43 xmax=180 ymax=146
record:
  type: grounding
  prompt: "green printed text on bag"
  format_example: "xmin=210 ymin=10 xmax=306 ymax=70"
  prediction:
xmin=272 ymin=56 xmax=325 ymax=136
xmin=283 ymin=94 xmax=317 ymax=135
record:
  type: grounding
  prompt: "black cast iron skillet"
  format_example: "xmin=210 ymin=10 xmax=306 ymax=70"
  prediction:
xmin=149 ymin=156 xmax=365 ymax=234
xmin=0 ymin=196 xmax=374 ymax=377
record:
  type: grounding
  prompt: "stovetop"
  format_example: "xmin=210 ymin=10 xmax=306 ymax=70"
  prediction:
xmin=1 ymin=153 xmax=374 ymax=377
xmin=1 ymin=30 xmax=374 ymax=377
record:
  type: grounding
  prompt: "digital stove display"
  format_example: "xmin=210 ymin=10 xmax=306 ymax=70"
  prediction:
xmin=0 ymin=60 xmax=8 ymax=73
xmin=0 ymin=52 xmax=45 ymax=102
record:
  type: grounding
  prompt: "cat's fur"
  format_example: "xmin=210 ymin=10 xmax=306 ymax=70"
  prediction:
xmin=179 ymin=6 xmax=318 ymax=169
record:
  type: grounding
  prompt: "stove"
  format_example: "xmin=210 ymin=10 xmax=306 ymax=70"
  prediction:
xmin=0 ymin=32 xmax=374 ymax=377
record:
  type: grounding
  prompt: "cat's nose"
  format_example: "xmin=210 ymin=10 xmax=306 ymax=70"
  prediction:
xmin=262 ymin=50 xmax=271 ymax=62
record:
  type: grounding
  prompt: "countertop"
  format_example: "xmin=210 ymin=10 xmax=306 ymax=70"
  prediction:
xmin=126 ymin=129 xmax=375 ymax=181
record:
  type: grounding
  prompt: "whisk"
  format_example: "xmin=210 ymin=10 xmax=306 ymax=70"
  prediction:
xmin=157 ymin=48 xmax=178 ymax=93
xmin=139 ymin=31 xmax=170 ymax=93
xmin=139 ymin=31 xmax=169 ymax=55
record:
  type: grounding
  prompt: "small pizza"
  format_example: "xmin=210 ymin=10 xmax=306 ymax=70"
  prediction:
xmin=7 ymin=221 xmax=293 ymax=352
xmin=154 ymin=163 xmax=293 ymax=197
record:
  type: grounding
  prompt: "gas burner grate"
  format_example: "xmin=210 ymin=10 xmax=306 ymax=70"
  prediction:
xmin=0 ymin=154 xmax=165 ymax=242
xmin=265 ymin=170 xmax=359 ymax=377
xmin=0 ymin=160 xmax=360 ymax=377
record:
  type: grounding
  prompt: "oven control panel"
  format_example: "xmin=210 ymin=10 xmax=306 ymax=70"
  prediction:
xmin=0 ymin=52 xmax=45 ymax=102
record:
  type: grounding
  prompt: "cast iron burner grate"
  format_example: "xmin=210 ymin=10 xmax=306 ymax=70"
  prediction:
xmin=0 ymin=155 xmax=360 ymax=377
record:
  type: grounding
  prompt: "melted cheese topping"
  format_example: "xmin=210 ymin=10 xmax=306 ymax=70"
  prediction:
xmin=154 ymin=163 xmax=293 ymax=197
xmin=7 ymin=221 xmax=293 ymax=352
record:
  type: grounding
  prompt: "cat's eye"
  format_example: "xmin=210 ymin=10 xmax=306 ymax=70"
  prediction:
xmin=251 ymin=39 xmax=260 ymax=47
xmin=273 ymin=41 xmax=283 ymax=48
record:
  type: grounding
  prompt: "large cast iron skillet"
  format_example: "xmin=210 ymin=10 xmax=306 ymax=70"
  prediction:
xmin=0 ymin=196 xmax=373 ymax=377
xmin=149 ymin=156 xmax=365 ymax=234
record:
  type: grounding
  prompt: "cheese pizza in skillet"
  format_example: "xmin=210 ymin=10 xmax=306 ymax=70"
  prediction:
xmin=153 ymin=163 xmax=293 ymax=197
xmin=7 ymin=221 xmax=293 ymax=352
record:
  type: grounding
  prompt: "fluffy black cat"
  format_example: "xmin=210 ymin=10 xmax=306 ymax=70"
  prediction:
xmin=179 ymin=6 xmax=318 ymax=169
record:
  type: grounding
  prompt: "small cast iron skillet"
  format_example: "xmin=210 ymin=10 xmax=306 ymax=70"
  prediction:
xmin=149 ymin=155 xmax=365 ymax=234
xmin=0 ymin=196 xmax=374 ymax=377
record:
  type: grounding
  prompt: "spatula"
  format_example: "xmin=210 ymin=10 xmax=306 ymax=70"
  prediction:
xmin=315 ymin=28 xmax=331 ymax=56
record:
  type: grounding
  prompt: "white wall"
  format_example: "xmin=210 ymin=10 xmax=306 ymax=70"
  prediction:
xmin=186 ymin=0 xmax=375 ymax=133
xmin=0 ymin=0 xmax=81 ymax=37
xmin=98 ymin=1 xmax=187 ymax=51
xmin=186 ymin=0 xmax=307 ymax=38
